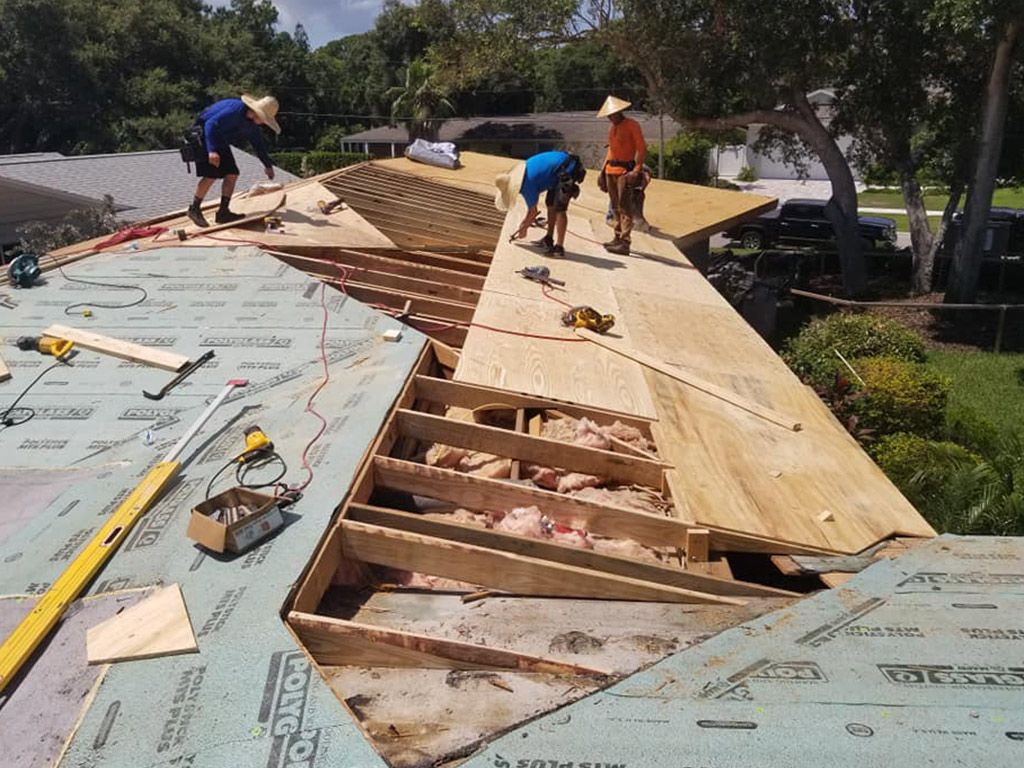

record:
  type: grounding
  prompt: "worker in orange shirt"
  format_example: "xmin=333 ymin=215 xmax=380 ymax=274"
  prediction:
xmin=597 ymin=95 xmax=646 ymax=255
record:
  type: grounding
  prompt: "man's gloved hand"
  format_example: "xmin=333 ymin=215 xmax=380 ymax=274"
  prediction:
xmin=264 ymin=166 xmax=275 ymax=180
xmin=597 ymin=171 xmax=608 ymax=193
xmin=208 ymin=152 xmax=221 ymax=167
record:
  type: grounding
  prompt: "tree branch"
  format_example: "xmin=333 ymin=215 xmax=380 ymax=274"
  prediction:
xmin=676 ymin=109 xmax=807 ymax=135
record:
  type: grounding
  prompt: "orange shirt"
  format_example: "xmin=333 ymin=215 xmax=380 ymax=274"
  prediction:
xmin=604 ymin=117 xmax=645 ymax=175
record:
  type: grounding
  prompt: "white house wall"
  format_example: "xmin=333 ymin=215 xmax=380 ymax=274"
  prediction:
xmin=709 ymin=127 xmax=861 ymax=182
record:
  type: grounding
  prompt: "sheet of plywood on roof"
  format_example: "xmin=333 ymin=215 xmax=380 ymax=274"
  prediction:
xmin=454 ymin=195 xmax=933 ymax=553
xmin=455 ymin=216 xmax=658 ymax=419
xmin=374 ymin=152 xmax=777 ymax=243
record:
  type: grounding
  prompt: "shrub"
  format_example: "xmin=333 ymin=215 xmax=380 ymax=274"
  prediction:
xmin=851 ymin=357 xmax=949 ymax=438
xmin=646 ymin=131 xmax=714 ymax=185
xmin=270 ymin=151 xmax=305 ymax=176
xmin=873 ymin=433 xmax=980 ymax=484
xmin=783 ymin=313 xmax=927 ymax=386
xmin=736 ymin=165 xmax=758 ymax=182
xmin=302 ymin=151 xmax=370 ymax=175
xmin=943 ymin=403 xmax=1001 ymax=458
xmin=18 ymin=195 xmax=121 ymax=254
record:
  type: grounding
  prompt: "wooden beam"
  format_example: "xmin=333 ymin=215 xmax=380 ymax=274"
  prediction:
xmin=43 ymin=324 xmax=189 ymax=371
xmin=577 ymin=329 xmax=803 ymax=432
xmin=335 ymin=265 xmax=481 ymax=305
xmin=340 ymin=520 xmax=744 ymax=604
xmin=288 ymin=611 xmax=610 ymax=677
xmin=0 ymin=349 xmax=10 ymax=383
xmin=328 ymin=177 xmax=503 ymax=228
xmin=413 ymin=375 xmax=654 ymax=432
xmin=272 ymin=248 xmax=485 ymax=290
xmin=394 ymin=409 xmax=667 ymax=489
xmin=429 ymin=340 xmax=461 ymax=373
xmin=372 ymin=457 xmax=837 ymax=556
xmin=349 ymin=504 xmax=795 ymax=598
xmin=339 ymin=284 xmax=476 ymax=324
xmin=355 ymin=248 xmax=491 ymax=275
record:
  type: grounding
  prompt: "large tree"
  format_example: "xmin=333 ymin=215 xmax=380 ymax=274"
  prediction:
xmin=438 ymin=1 xmax=872 ymax=296
xmin=940 ymin=1 xmax=1023 ymax=303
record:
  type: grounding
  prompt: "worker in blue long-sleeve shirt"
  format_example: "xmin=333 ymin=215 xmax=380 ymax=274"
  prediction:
xmin=186 ymin=94 xmax=281 ymax=228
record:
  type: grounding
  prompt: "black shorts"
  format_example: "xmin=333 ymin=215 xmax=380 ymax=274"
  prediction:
xmin=544 ymin=181 xmax=577 ymax=213
xmin=194 ymin=144 xmax=240 ymax=179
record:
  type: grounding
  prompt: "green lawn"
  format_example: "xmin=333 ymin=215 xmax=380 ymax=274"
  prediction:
xmin=881 ymin=213 xmax=936 ymax=233
xmin=929 ymin=349 xmax=1024 ymax=433
xmin=859 ymin=186 xmax=1024 ymax=211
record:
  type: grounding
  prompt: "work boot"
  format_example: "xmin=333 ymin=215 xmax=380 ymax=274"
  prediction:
xmin=602 ymin=238 xmax=622 ymax=249
xmin=550 ymin=245 xmax=565 ymax=258
xmin=533 ymin=234 xmax=554 ymax=251
xmin=605 ymin=241 xmax=630 ymax=255
xmin=214 ymin=209 xmax=245 ymax=225
xmin=187 ymin=204 xmax=209 ymax=228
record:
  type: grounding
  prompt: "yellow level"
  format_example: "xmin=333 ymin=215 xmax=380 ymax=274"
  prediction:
xmin=0 ymin=378 xmax=247 ymax=694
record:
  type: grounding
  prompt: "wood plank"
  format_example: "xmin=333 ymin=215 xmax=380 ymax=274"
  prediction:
xmin=339 ymin=284 xmax=476 ymax=324
xmin=820 ymin=572 xmax=855 ymax=588
xmin=43 ymin=324 xmax=190 ymax=371
xmin=371 ymin=457 xmax=823 ymax=556
xmin=413 ymin=375 xmax=654 ymax=432
xmin=577 ymin=328 xmax=802 ymax=432
xmin=340 ymin=520 xmax=744 ymax=604
xmin=686 ymin=529 xmax=710 ymax=563
xmin=333 ymin=265 xmax=481 ymax=305
xmin=348 ymin=504 xmax=795 ymax=599
xmin=0 ymin=349 xmax=9 ymax=383
xmin=86 ymin=584 xmax=197 ymax=664
xmin=288 ymin=611 xmax=609 ymax=676
xmin=394 ymin=409 xmax=667 ymax=489
xmin=273 ymin=247 xmax=486 ymax=289
xmin=429 ymin=340 xmax=461 ymax=372
xmin=357 ymin=248 xmax=491 ymax=275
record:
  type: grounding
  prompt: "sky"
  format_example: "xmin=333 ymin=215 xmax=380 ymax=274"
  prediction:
xmin=211 ymin=1 xmax=385 ymax=49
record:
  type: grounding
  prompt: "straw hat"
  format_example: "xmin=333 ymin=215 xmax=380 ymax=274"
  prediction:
xmin=241 ymin=94 xmax=281 ymax=134
xmin=494 ymin=163 xmax=525 ymax=212
xmin=597 ymin=95 xmax=631 ymax=118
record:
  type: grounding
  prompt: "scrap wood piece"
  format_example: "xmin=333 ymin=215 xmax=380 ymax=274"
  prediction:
xmin=575 ymin=328 xmax=802 ymax=432
xmin=43 ymin=324 xmax=189 ymax=372
xmin=288 ymin=611 xmax=610 ymax=677
xmin=86 ymin=584 xmax=197 ymax=665
xmin=0 ymin=349 xmax=9 ymax=383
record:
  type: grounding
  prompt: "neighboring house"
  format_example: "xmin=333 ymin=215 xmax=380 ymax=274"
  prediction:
xmin=0 ymin=149 xmax=298 ymax=248
xmin=340 ymin=111 xmax=681 ymax=169
xmin=709 ymin=89 xmax=863 ymax=182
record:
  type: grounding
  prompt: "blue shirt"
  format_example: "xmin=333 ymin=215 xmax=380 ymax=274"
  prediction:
xmin=520 ymin=151 xmax=576 ymax=208
xmin=199 ymin=98 xmax=273 ymax=168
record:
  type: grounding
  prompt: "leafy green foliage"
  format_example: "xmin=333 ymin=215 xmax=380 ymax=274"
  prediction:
xmin=736 ymin=166 xmax=758 ymax=182
xmin=385 ymin=59 xmax=454 ymax=141
xmin=17 ymin=195 xmax=121 ymax=254
xmin=943 ymin=403 xmax=1002 ymax=457
xmin=646 ymin=132 xmax=714 ymax=184
xmin=850 ymin=356 xmax=950 ymax=438
xmin=270 ymin=151 xmax=369 ymax=177
xmin=874 ymin=431 xmax=1024 ymax=535
xmin=783 ymin=313 xmax=927 ymax=386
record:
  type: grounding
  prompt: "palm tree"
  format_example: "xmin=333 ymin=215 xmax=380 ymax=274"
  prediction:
xmin=386 ymin=59 xmax=454 ymax=142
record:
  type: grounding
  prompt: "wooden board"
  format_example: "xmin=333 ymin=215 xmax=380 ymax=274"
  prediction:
xmin=0 ymin=350 xmax=9 ymax=383
xmin=288 ymin=611 xmax=609 ymax=676
xmin=341 ymin=520 xmax=744 ymax=604
xmin=179 ymin=190 xmax=286 ymax=239
xmin=43 ymin=324 xmax=190 ymax=371
xmin=86 ymin=584 xmax=197 ymax=664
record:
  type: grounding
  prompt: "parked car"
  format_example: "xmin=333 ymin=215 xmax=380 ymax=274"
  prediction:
xmin=724 ymin=198 xmax=898 ymax=251
xmin=942 ymin=207 xmax=1024 ymax=257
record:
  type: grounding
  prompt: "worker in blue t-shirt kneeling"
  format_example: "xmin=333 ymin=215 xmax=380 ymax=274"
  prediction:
xmin=494 ymin=151 xmax=586 ymax=257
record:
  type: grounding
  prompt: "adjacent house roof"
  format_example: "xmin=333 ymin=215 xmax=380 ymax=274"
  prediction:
xmin=340 ymin=111 xmax=682 ymax=149
xmin=0 ymin=149 xmax=299 ymax=242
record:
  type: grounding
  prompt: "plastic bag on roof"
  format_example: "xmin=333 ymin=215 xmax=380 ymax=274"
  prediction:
xmin=404 ymin=139 xmax=460 ymax=169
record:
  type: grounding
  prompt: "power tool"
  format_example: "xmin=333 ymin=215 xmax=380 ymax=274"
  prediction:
xmin=7 ymin=253 xmax=41 ymax=288
xmin=561 ymin=305 xmax=616 ymax=334
xmin=16 ymin=334 xmax=74 ymax=360
xmin=517 ymin=265 xmax=565 ymax=287
xmin=238 ymin=425 xmax=274 ymax=464
xmin=317 ymin=198 xmax=345 ymax=215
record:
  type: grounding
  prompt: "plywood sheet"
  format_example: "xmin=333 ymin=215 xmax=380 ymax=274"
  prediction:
xmin=86 ymin=584 xmax=197 ymax=664
xmin=450 ymin=172 xmax=933 ymax=554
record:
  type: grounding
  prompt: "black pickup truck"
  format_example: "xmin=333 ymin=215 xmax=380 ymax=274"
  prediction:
xmin=724 ymin=198 xmax=898 ymax=251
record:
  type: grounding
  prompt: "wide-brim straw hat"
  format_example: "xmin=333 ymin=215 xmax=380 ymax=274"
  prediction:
xmin=241 ymin=94 xmax=281 ymax=134
xmin=494 ymin=162 xmax=525 ymax=212
xmin=597 ymin=95 xmax=632 ymax=118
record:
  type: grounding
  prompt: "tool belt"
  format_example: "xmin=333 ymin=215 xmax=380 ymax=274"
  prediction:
xmin=553 ymin=154 xmax=586 ymax=208
xmin=179 ymin=122 xmax=205 ymax=173
xmin=606 ymin=159 xmax=636 ymax=171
